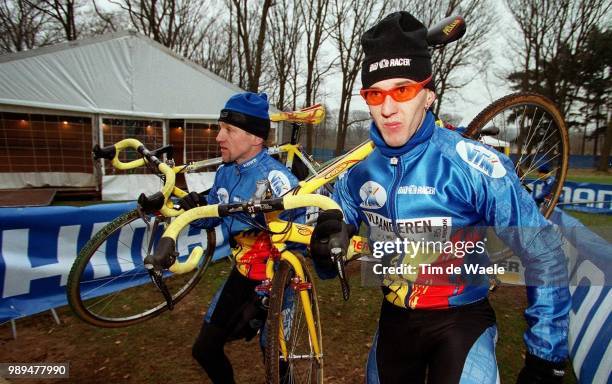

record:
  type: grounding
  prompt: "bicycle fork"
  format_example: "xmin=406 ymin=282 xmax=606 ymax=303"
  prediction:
xmin=140 ymin=213 xmax=175 ymax=310
xmin=266 ymin=250 xmax=322 ymax=362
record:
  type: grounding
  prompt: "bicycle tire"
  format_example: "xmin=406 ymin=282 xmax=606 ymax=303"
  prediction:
xmin=265 ymin=259 xmax=323 ymax=384
xmin=67 ymin=208 xmax=215 ymax=328
xmin=465 ymin=92 xmax=569 ymax=218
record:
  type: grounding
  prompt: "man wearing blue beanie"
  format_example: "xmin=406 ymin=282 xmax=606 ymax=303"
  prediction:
xmin=179 ymin=92 xmax=300 ymax=383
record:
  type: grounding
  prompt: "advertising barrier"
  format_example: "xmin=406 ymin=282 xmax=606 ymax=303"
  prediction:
xmin=550 ymin=209 xmax=611 ymax=383
xmin=527 ymin=180 xmax=612 ymax=214
xmin=0 ymin=202 xmax=229 ymax=323
xmin=0 ymin=204 xmax=610 ymax=382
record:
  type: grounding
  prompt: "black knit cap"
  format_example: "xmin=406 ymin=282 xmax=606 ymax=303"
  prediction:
xmin=361 ymin=12 xmax=434 ymax=90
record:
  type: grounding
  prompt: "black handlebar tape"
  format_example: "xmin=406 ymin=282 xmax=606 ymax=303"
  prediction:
xmin=144 ymin=237 xmax=177 ymax=270
xmin=92 ymin=144 xmax=117 ymax=160
xmin=138 ymin=192 xmax=165 ymax=213
xmin=136 ymin=145 xmax=162 ymax=167
xmin=217 ymin=198 xmax=285 ymax=217
xmin=150 ymin=145 xmax=174 ymax=160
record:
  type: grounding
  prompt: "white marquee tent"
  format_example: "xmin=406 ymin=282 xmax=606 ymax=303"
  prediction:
xmin=0 ymin=31 xmax=267 ymax=200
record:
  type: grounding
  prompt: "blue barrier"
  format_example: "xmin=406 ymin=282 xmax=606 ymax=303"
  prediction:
xmin=526 ymin=180 xmax=612 ymax=214
xmin=550 ymin=209 xmax=611 ymax=383
xmin=568 ymin=155 xmax=611 ymax=169
xmin=0 ymin=202 xmax=229 ymax=323
xmin=0 ymin=204 xmax=610 ymax=382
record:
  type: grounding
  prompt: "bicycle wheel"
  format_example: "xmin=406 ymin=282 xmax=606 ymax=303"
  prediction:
xmin=67 ymin=208 xmax=215 ymax=328
xmin=265 ymin=259 xmax=323 ymax=384
xmin=465 ymin=92 xmax=569 ymax=218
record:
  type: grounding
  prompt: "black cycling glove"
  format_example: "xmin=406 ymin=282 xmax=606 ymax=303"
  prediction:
xmin=178 ymin=191 xmax=207 ymax=211
xmin=517 ymin=353 xmax=566 ymax=384
xmin=310 ymin=209 xmax=356 ymax=268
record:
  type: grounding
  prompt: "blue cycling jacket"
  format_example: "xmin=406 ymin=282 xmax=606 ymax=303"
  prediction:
xmin=197 ymin=149 xmax=299 ymax=232
xmin=333 ymin=111 xmax=570 ymax=363
xmin=195 ymin=149 xmax=303 ymax=278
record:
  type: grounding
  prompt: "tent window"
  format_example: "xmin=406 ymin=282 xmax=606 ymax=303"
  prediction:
xmin=185 ymin=122 xmax=220 ymax=168
xmin=101 ymin=118 xmax=164 ymax=175
xmin=0 ymin=112 xmax=93 ymax=173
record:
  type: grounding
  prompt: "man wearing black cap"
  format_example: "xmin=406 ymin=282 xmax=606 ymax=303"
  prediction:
xmin=179 ymin=92 xmax=300 ymax=383
xmin=310 ymin=12 xmax=569 ymax=384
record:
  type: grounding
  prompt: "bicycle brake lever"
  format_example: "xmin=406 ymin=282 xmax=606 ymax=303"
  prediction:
xmin=137 ymin=205 xmax=151 ymax=225
xmin=331 ymin=247 xmax=350 ymax=301
xmin=147 ymin=269 xmax=174 ymax=310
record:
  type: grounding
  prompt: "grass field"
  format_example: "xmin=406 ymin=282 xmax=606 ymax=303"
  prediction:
xmin=12 ymin=168 xmax=605 ymax=382
xmin=566 ymin=168 xmax=612 ymax=184
xmin=1 ymin=261 xmax=579 ymax=384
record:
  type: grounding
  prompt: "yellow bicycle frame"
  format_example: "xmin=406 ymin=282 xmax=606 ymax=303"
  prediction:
xmin=158 ymin=139 xmax=376 ymax=361
xmin=103 ymin=105 xmax=373 ymax=364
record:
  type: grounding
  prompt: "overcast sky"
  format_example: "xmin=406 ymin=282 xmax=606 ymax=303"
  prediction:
xmin=318 ymin=0 xmax=517 ymax=126
xmin=98 ymin=0 xmax=518 ymax=126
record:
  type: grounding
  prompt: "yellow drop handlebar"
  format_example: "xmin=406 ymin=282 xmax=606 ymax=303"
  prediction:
xmin=107 ymin=138 xmax=183 ymax=217
xmin=155 ymin=194 xmax=342 ymax=273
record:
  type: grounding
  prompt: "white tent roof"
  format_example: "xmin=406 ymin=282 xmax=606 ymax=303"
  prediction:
xmin=0 ymin=31 xmax=244 ymax=119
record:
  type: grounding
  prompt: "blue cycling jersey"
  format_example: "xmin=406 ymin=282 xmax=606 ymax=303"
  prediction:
xmin=333 ymin=111 xmax=570 ymax=363
xmin=198 ymin=148 xmax=300 ymax=234
xmin=195 ymin=149 xmax=303 ymax=279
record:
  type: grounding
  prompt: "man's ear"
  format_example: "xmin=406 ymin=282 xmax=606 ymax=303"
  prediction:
xmin=252 ymin=135 xmax=264 ymax=146
xmin=425 ymin=92 xmax=436 ymax=109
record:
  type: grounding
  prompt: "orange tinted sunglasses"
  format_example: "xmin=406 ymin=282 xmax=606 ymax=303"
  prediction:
xmin=360 ymin=75 xmax=432 ymax=105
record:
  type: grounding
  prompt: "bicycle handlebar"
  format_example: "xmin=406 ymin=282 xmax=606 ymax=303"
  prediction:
xmin=93 ymin=138 xmax=184 ymax=217
xmin=146 ymin=194 xmax=342 ymax=272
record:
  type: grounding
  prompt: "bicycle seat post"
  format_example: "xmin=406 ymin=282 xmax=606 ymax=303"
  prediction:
xmin=290 ymin=122 xmax=302 ymax=145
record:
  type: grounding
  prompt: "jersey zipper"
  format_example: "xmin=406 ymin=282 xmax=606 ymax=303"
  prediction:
xmin=388 ymin=156 xmax=403 ymax=238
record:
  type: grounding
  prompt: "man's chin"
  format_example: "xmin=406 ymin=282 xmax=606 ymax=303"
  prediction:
xmin=384 ymin=137 xmax=408 ymax=148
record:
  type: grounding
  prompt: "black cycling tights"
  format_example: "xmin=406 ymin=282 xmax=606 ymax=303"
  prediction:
xmin=191 ymin=268 xmax=289 ymax=383
xmin=375 ymin=298 xmax=497 ymax=383
xmin=193 ymin=322 xmax=237 ymax=384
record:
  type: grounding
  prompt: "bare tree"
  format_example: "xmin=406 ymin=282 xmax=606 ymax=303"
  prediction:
xmin=504 ymin=0 xmax=610 ymax=119
xmin=394 ymin=0 xmax=496 ymax=116
xmin=297 ymin=0 xmax=332 ymax=152
xmin=107 ymin=0 xmax=217 ymax=61
xmin=25 ymin=0 xmax=81 ymax=41
xmin=231 ymin=0 xmax=274 ymax=92
xmin=267 ymin=0 xmax=303 ymax=110
xmin=85 ymin=1 xmax=132 ymax=36
xmin=0 ymin=0 xmax=57 ymax=53
xmin=329 ymin=0 xmax=390 ymax=155
xmin=193 ymin=18 xmax=235 ymax=82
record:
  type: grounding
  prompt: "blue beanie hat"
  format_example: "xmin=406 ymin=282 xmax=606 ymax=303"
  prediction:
xmin=218 ymin=92 xmax=270 ymax=140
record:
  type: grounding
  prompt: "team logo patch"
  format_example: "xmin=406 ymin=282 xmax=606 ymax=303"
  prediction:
xmin=268 ymin=170 xmax=291 ymax=196
xmin=359 ymin=181 xmax=387 ymax=209
xmin=217 ymin=188 xmax=229 ymax=204
xmin=456 ymin=141 xmax=507 ymax=178
xmin=369 ymin=57 xmax=412 ymax=72
xmin=397 ymin=185 xmax=436 ymax=195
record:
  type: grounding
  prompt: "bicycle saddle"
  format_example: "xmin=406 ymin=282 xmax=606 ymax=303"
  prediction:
xmin=426 ymin=15 xmax=466 ymax=47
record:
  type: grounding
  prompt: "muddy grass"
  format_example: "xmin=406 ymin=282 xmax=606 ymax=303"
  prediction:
xmin=1 ymin=261 xmax=575 ymax=383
